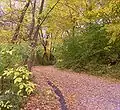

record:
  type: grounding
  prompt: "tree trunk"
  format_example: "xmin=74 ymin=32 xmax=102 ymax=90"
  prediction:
xmin=11 ymin=0 xmax=31 ymax=43
xmin=28 ymin=0 xmax=45 ymax=71
xmin=28 ymin=0 xmax=36 ymax=40
xmin=32 ymin=0 xmax=45 ymax=46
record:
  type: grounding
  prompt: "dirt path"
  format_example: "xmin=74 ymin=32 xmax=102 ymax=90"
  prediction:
xmin=24 ymin=66 xmax=120 ymax=110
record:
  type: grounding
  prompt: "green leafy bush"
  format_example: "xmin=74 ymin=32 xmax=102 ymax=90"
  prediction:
xmin=56 ymin=24 xmax=108 ymax=68
xmin=56 ymin=24 xmax=120 ymax=78
xmin=0 ymin=43 xmax=35 ymax=109
xmin=0 ymin=43 xmax=31 ymax=73
xmin=0 ymin=66 xmax=35 ymax=110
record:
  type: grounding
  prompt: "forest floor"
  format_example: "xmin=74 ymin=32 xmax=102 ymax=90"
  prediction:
xmin=23 ymin=66 xmax=120 ymax=110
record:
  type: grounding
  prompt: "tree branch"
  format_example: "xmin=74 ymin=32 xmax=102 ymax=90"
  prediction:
xmin=39 ymin=0 xmax=60 ymax=26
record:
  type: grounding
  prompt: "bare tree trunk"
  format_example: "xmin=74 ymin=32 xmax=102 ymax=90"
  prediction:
xmin=11 ymin=0 xmax=31 ymax=43
xmin=39 ymin=28 xmax=47 ymax=53
xmin=28 ymin=0 xmax=36 ymax=40
xmin=28 ymin=0 xmax=45 ymax=71
xmin=32 ymin=0 xmax=45 ymax=46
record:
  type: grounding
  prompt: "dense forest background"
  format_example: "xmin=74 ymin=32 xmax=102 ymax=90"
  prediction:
xmin=0 ymin=0 xmax=120 ymax=109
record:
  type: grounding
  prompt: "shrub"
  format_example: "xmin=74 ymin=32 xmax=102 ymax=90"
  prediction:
xmin=56 ymin=24 xmax=108 ymax=68
xmin=0 ymin=66 xmax=35 ymax=109
xmin=56 ymin=24 xmax=120 ymax=78
xmin=0 ymin=43 xmax=31 ymax=73
xmin=0 ymin=43 xmax=35 ymax=109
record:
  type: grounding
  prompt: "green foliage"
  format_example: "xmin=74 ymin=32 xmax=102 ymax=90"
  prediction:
xmin=0 ymin=43 xmax=31 ymax=73
xmin=0 ymin=43 xmax=34 ymax=109
xmin=56 ymin=23 xmax=120 ymax=78
xmin=56 ymin=24 xmax=106 ymax=68
xmin=0 ymin=66 xmax=35 ymax=110
xmin=53 ymin=0 xmax=120 ymax=79
xmin=0 ymin=29 xmax=13 ymax=43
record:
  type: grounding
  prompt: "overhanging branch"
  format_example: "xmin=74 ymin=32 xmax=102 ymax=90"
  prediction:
xmin=39 ymin=0 xmax=60 ymax=26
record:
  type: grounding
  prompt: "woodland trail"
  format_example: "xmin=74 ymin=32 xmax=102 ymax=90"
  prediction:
xmin=24 ymin=66 xmax=120 ymax=110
